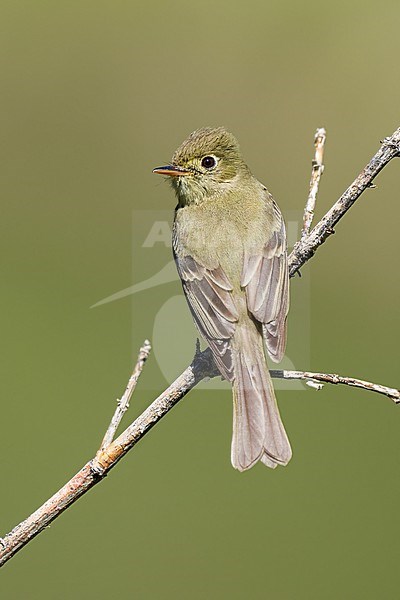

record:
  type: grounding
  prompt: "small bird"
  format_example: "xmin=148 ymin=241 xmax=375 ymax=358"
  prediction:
xmin=153 ymin=127 xmax=292 ymax=471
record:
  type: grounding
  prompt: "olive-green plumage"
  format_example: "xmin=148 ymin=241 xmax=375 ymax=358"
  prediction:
xmin=153 ymin=127 xmax=292 ymax=471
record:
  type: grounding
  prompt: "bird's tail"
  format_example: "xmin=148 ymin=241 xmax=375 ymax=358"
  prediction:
xmin=231 ymin=323 xmax=292 ymax=471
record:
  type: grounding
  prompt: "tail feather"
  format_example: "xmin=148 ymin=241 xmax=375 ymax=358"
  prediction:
xmin=231 ymin=325 xmax=292 ymax=472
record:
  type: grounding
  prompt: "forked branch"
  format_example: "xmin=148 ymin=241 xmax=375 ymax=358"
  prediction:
xmin=290 ymin=126 xmax=400 ymax=275
xmin=1 ymin=126 xmax=399 ymax=568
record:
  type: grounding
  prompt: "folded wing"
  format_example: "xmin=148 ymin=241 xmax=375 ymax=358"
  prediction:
xmin=241 ymin=200 xmax=289 ymax=363
xmin=175 ymin=255 xmax=239 ymax=381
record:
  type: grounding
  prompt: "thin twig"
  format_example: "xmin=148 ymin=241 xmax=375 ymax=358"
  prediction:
xmin=1 ymin=127 xmax=400 ymax=568
xmin=98 ymin=340 xmax=151 ymax=452
xmin=270 ymin=370 xmax=400 ymax=403
xmin=301 ymin=127 xmax=326 ymax=239
xmin=290 ymin=126 xmax=400 ymax=276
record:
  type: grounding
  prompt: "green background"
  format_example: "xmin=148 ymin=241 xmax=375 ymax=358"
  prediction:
xmin=1 ymin=1 xmax=399 ymax=598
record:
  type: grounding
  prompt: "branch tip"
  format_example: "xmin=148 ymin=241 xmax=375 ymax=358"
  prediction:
xmin=301 ymin=127 xmax=327 ymax=239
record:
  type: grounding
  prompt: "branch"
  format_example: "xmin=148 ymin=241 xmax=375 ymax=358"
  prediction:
xmin=270 ymin=369 xmax=400 ymax=403
xmin=289 ymin=126 xmax=400 ymax=276
xmin=1 ymin=347 xmax=398 ymax=566
xmin=1 ymin=126 xmax=400 ymax=567
xmin=301 ymin=127 xmax=326 ymax=239
xmin=98 ymin=340 xmax=151 ymax=452
xmin=0 ymin=345 xmax=210 ymax=567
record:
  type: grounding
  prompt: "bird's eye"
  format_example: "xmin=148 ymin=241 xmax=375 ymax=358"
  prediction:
xmin=201 ymin=155 xmax=216 ymax=169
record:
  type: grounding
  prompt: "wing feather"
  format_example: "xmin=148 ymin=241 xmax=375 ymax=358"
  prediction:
xmin=175 ymin=254 xmax=238 ymax=381
xmin=241 ymin=201 xmax=289 ymax=363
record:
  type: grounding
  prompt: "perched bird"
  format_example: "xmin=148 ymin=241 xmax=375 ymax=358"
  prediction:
xmin=153 ymin=127 xmax=292 ymax=471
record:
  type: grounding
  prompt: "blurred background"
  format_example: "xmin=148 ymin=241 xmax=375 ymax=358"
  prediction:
xmin=1 ymin=1 xmax=399 ymax=598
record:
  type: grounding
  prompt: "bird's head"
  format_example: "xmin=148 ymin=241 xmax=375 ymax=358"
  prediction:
xmin=153 ymin=127 xmax=248 ymax=206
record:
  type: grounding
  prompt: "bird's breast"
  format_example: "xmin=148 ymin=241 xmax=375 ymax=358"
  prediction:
xmin=173 ymin=193 xmax=269 ymax=287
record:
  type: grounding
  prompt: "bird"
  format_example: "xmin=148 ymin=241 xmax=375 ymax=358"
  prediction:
xmin=153 ymin=126 xmax=292 ymax=471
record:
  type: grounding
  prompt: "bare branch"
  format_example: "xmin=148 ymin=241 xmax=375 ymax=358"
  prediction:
xmin=290 ymin=126 xmax=400 ymax=276
xmin=1 ymin=346 xmax=398 ymax=566
xmin=270 ymin=369 xmax=400 ymax=404
xmin=0 ymin=348 xmax=207 ymax=567
xmin=301 ymin=127 xmax=326 ymax=239
xmin=1 ymin=127 xmax=399 ymax=567
xmin=99 ymin=340 xmax=151 ymax=452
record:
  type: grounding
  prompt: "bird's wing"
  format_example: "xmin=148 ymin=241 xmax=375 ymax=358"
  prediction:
xmin=175 ymin=254 xmax=239 ymax=381
xmin=241 ymin=200 xmax=289 ymax=363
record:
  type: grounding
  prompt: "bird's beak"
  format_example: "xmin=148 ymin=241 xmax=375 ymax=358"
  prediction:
xmin=152 ymin=164 xmax=191 ymax=177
